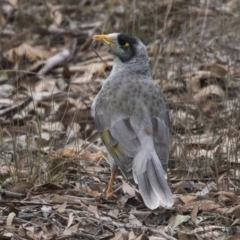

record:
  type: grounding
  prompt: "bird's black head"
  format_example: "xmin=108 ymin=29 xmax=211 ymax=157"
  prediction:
xmin=92 ymin=33 xmax=140 ymax=62
xmin=115 ymin=34 xmax=138 ymax=62
xmin=92 ymin=33 xmax=150 ymax=76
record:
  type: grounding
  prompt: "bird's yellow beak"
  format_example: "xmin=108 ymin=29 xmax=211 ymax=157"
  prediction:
xmin=92 ymin=34 xmax=114 ymax=45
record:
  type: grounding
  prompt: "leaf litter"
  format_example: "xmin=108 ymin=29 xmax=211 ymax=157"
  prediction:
xmin=1 ymin=0 xmax=240 ymax=239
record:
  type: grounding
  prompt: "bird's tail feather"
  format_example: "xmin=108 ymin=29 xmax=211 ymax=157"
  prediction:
xmin=133 ymin=150 xmax=173 ymax=210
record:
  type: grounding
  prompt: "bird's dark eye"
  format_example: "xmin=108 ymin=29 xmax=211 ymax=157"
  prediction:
xmin=119 ymin=39 xmax=126 ymax=45
xmin=118 ymin=39 xmax=129 ymax=48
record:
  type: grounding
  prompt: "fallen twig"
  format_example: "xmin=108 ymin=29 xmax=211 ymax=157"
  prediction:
xmin=57 ymin=231 xmax=99 ymax=240
xmin=109 ymin=221 xmax=177 ymax=240
xmin=0 ymin=190 xmax=25 ymax=199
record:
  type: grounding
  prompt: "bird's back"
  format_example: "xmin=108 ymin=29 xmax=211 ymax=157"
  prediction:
xmin=93 ymin=74 xmax=168 ymax=122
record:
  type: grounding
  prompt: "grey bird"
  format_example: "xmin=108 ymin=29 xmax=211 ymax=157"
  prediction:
xmin=91 ymin=33 xmax=173 ymax=210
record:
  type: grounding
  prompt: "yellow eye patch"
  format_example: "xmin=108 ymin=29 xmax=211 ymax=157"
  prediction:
xmin=124 ymin=42 xmax=129 ymax=47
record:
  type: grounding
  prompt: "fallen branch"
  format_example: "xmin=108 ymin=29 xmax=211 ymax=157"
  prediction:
xmin=1 ymin=190 xmax=25 ymax=199
xmin=110 ymin=220 xmax=177 ymax=240
xmin=57 ymin=231 xmax=99 ymax=240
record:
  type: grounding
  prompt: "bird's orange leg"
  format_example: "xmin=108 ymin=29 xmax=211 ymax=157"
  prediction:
xmin=106 ymin=171 xmax=117 ymax=199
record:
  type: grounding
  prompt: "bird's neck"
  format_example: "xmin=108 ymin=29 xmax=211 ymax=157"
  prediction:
xmin=110 ymin=56 xmax=151 ymax=78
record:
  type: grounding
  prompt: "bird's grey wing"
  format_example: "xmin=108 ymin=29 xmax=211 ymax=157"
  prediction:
xmin=94 ymin=94 xmax=140 ymax=177
xmin=152 ymin=96 xmax=170 ymax=173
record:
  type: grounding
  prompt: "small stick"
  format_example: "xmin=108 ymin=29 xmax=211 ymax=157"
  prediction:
xmin=91 ymin=42 xmax=112 ymax=71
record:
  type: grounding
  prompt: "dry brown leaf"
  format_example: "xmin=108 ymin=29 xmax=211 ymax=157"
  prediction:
xmin=66 ymin=122 xmax=81 ymax=142
xmin=33 ymin=183 xmax=63 ymax=192
xmin=209 ymin=64 xmax=228 ymax=77
xmin=55 ymin=146 xmax=106 ymax=161
xmin=196 ymin=182 xmax=217 ymax=195
xmin=135 ymin=232 xmax=146 ymax=240
xmin=55 ymin=147 xmax=79 ymax=158
xmin=231 ymin=219 xmax=240 ymax=227
xmin=181 ymin=200 xmax=218 ymax=213
xmin=63 ymin=223 xmax=79 ymax=235
xmin=110 ymin=230 xmax=122 ymax=240
xmin=121 ymin=179 xmax=136 ymax=197
xmin=24 ymin=226 xmax=35 ymax=239
xmin=65 ymin=212 xmax=74 ymax=230
xmin=88 ymin=181 xmax=106 ymax=193
xmin=85 ymin=165 xmax=107 ymax=174
xmin=184 ymin=132 xmax=221 ymax=147
xmin=128 ymin=214 xmax=142 ymax=227
xmin=179 ymin=195 xmax=197 ymax=204
xmin=169 ymin=214 xmax=190 ymax=228
xmin=83 ymin=149 xmax=107 ymax=161
xmin=41 ymin=121 xmax=65 ymax=132
xmin=10 ymin=182 xmax=34 ymax=193
xmin=108 ymin=209 xmax=119 ymax=219
xmin=53 ymin=11 xmax=62 ymax=26
xmin=5 ymin=43 xmax=52 ymax=62
xmin=8 ymin=0 xmax=18 ymax=7
xmin=34 ymin=78 xmax=57 ymax=93
xmin=227 ymin=234 xmax=240 ymax=240
xmin=0 ymin=15 xmax=6 ymax=27
xmin=194 ymin=85 xmax=225 ymax=102
xmin=179 ymin=225 xmax=226 ymax=237
xmin=190 ymin=204 xmax=198 ymax=222
xmin=41 ymin=223 xmax=57 ymax=237
xmin=51 ymin=194 xmax=77 ymax=204
xmin=2 ymin=233 xmax=14 ymax=238
xmin=198 ymin=99 xmax=220 ymax=114
xmin=56 ymin=201 xmax=67 ymax=214
xmin=217 ymin=194 xmax=232 ymax=204
xmin=148 ymin=237 xmax=165 ymax=240
xmin=6 ymin=212 xmax=16 ymax=227
xmin=47 ymin=2 xmax=63 ymax=26
xmin=200 ymin=201 xmax=221 ymax=211
xmin=233 ymin=207 xmax=240 ymax=218
xmin=178 ymin=232 xmax=198 ymax=240
xmin=128 ymin=229 xmax=136 ymax=240
xmin=216 ymin=205 xmax=240 ymax=215
xmin=215 ymin=191 xmax=239 ymax=203
xmin=86 ymin=185 xmax=102 ymax=197
xmin=0 ymin=164 xmax=10 ymax=180
xmin=185 ymin=71 xmax=212 ymax=93
xmin=88 ymin=205 xmax=99 ymax=218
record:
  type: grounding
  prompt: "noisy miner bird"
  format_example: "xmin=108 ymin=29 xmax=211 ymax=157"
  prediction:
xmin=91 ymin=33 xmax=173 ymax=210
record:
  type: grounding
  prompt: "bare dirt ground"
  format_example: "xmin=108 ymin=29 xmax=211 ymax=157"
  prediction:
xmin=1 ymin=0 xmax=240 ymax=239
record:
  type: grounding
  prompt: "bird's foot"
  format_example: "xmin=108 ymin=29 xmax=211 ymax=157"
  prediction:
xmin=105 ymin=188 xmax=117 ymax=199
